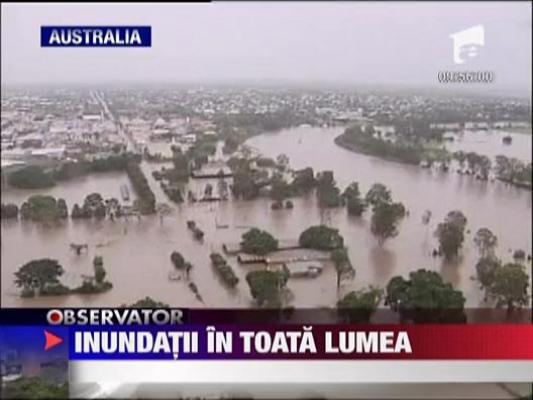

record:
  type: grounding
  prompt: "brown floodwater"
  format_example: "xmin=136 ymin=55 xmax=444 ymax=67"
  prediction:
xmin=444 ymin=129 xmax=532 ymax=162
xmin=1 ymin=127 xmax=531 ymax=308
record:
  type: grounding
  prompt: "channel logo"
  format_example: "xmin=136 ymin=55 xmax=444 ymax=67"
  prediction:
xmin=41 ymin=26 xmax=151 ymax=47
xmin=46 ymin=309 xmax=184 ymax=325
xmin=449 ymin=25 xmax=484 ymax=65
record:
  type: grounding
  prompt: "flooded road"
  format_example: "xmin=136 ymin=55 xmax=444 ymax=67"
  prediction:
xmin=1 ymin=127 xmax=531 ymax=308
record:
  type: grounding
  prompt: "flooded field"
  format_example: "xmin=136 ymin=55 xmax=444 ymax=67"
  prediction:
xmin=1 ymin=127 xmax=531 ymax=308
xmin=444 ymin=129 xmax=532 ymax=162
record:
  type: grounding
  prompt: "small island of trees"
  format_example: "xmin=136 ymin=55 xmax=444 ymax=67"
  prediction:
xmin=14 ymin=256 xmax=112 ymax=298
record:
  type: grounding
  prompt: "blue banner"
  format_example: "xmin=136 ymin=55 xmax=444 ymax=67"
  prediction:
xmin=41 ymin=26 xmax=151 ymax=47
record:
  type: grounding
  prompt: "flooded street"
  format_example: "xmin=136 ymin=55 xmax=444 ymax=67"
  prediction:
xmin=1 ymin=127 xmax=531 ymax=308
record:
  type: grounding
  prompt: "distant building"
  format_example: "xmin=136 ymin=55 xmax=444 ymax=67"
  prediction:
xmin=30 ymin=147 xmax=66 ymax=160
xmin=82 ymin=113 xmax=103 ymax=121
xmin=430 ymin=122 xmax=462 ymax=131
xmin=182 ymin=134 xmax=197 ymax=143
xmin=465 ymin=121 xmax=489 ymax=130
xmin=150 ymin=128 xmax=172 ymax=141
xmin=19 ymin=133 xmax=44 ymax=148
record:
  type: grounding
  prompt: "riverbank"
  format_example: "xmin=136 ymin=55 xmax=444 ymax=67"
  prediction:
xmin=334 ymin=130 xmax=532 ymax=191
xmin=334 ymin=133 xmax=422 ymax=166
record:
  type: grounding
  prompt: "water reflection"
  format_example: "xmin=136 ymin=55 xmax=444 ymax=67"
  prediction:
xmin=368 ymin=246 xmax=396 ymax=282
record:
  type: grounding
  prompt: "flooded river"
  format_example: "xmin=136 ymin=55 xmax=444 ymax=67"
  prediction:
xmin=1 ymin=127 xmax=531 ymax=308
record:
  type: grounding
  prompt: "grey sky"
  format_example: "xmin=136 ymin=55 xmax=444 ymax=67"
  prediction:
xmin=1 ymin=2 xmax=531 ymax=92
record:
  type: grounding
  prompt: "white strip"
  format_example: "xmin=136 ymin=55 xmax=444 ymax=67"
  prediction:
xmin=71 ymin=360 xmax=533 ymax=383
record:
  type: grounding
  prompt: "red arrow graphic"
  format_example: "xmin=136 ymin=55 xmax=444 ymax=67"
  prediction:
xmin=44 ymin=330 xmax=63 ymax=350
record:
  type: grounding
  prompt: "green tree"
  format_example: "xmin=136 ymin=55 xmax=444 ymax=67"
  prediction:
xmin=299 ymin=225 xmax=344 ymax=250
xmin=331 ymin=247 xmax=355 ymax=291
xmin=475 ymin=256 xmax=501 ymax=295
xmin=93 ymin=256 xmax=106 ymax=283
xmin=232 ymin=170 xmax=262 ymax=200
xmin=477 ymin=155 xmax=492 ymax=180
xmin=489 ymin=263 xmax=530 ymax=312
xmin=241 ymin=228 xmax=279 ymax=255
xmin=125 ymin=297 xmax=169 ymax=308
xmin=7 ymin=165 xmax=55 ymax=189
xmin=343 ymin=182 xmax=367 ymax=216
xmin=71 ymin=203 xmax=86 ymax=219
xmin=473 ymin=228 xmax=498 ymax=257
xmin=245 ymin=267 xmax=290 ymax=307
xmin=19 ymin=195 xmax=63 ymax=222
xmin=290 ymin=167 xmax=316 ymax=194
xmin=453 ymin=151 xmax=467 ymax=170
xmin=316 ymin=171 xmax=343 ymax=208
xmin=435 ymin=210 xmax=467 ymax=259
xmin=270 ymin=174 xmax=292 ymax=204
xmin=446 ymin=210 xmax=467 ymax=229
xmin=365 ymin=183 xmax=391 ymax=208
xmin=173 ymin=152 xmax=190 ymax=180
xmin=465 ymin=151 xmax=480 ymax=173
xmin=370 ymin=201 xmax=405 ymax=245
xmin=385 ymin=269 xmax=466 ymax=323
xmin=126 ymin=161 xmax=156 ymax=214
xmin=337 ymin=287 xmax=383 ymax=323
xmin=210 ymin=252 xmax=239 ymax=287
xmin=14 ymin=259 xmax=65 ymax=296
xmin=170 ymin=251 xmax=186 ymax=269
xmin=57 ymin=198 xmax=69 ymax=219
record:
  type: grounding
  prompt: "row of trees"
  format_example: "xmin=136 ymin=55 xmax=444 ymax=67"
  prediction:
xmin=121 ymin=262 xmax=527 ymax=323
xmin=494 ymin=155 xmax=532 ymax=188
xmin=336 ymin=269 xmax=466 ymax=324
xmin=452 ymin=151 xmax=532 ymax=187
xmin=7 ymin=165 xmax=55 ymax=189
xmin=6 ymin=153 xmax=141 ymax=190
xmin=3 ymin=193 xmax=128 ymax=222
xmin=52 ymin=153 xmax=138 ymax=181
xmin=453 ymin=151 xmax=491 ymax=179
xmin=336 ymin=125 xmax=425 ymax=165
xmin=337 ymin=261 xmax=530 ymax=324
xmin=239 ymin=225 xmax=345 ymax=255
xmin=125 ymin=160 xmax=156 ymax=214
xmin=14 ymin=256 xmax=112 ymax=298
xmin=170 ymin=250 xmax=204 ymax=302
xmin=337 ymin=125 xmax=532 ymax=190
xmin=170 ymin=251 xmax=194 ymax=279
xmin=17 ymin=195 xmax=68 ymax=223
xmin=476 ymin=257 xmax=530 ymax=311
xmin=246 ymin=267 xmax=467 ymax=323
xmin=210 ymin=253 xmax=239 ymax=287
xmin=214 ymin=110 xmax=307 ymax=138
xmin=72 ymin=193 xmax=111 ymax=219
